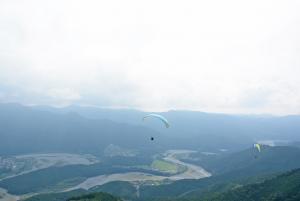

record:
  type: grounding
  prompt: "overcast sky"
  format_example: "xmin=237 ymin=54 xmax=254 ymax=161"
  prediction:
xmin=0 ymin=0 xmax=299 ymax=114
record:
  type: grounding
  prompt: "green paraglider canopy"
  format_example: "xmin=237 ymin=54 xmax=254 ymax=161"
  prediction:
xmin=254 ymin=143 xmax=261 ymax=152
xmin=142 ymin=114 xmax=170 ymax=128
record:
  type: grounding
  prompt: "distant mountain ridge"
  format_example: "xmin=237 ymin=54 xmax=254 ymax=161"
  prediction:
xmin=33 ymin=103 xmax=300 ymax=151
xmin=2 ymin=102 xmax=300 ymax=155
xmin=0 ymin=103 xmax=161 ymax=155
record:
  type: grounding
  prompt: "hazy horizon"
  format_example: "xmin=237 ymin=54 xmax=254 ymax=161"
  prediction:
xmin=0 ymin=101 xmax=296 ymax=118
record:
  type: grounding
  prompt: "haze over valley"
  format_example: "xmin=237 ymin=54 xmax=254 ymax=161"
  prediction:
xmin=1 ymin=0 xmax=300 ymax=200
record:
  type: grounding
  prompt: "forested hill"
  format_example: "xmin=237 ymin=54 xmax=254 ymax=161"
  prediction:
xmin=151 ymin=168 xmax=300 ymax=201
xmin=205 ymin=168 xmax=300 ymax=201
xmin=67 ymin=192 xmax=122 ymax=201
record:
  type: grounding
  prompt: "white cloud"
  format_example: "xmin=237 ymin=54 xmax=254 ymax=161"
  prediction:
xmin=47 ymin=88 xmax=81 ymax=105
xmin=0 ymin=0 xmax=300 ymax=114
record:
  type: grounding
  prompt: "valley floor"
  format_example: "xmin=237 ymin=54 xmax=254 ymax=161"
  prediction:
xmin=67 ymin=150 xmax=211 ymax=191
xmin=0 ymin=150 xmax=211 ymax=201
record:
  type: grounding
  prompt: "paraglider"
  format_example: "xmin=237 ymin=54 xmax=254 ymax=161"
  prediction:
xmin=253 ymin=143 xmax=261 ymax=159
xmin=142 ymin=114 xmax=169 ymax=141
xmin=142 ymin=114 xmax=170 ymax=128
xmin=254 ymin=143 xmax=261 ymax=152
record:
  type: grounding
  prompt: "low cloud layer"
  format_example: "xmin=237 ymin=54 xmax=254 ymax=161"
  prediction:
xmin=0 ymin=0 xmax=300 ymax=114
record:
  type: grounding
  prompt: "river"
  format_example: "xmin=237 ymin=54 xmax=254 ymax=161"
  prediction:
xmin=67 ymin=149 xmax=211 ymax=191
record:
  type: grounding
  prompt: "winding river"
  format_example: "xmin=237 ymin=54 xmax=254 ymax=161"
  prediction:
xmin=67 ymin=150 xmax=211 ymax=191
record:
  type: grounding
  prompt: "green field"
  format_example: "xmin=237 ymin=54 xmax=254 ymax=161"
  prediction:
xmin=151 ymin=160 xmax=178 ymax=173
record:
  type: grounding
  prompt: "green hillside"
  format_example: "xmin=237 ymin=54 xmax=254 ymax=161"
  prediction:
xmin=90 ymin=181 xmax=137 ymax=200
xmin=145 ymin=168 xmax=300 ymax=201
xmin=24 ymin=191 xmax=123 ymax=201
xmin=204 ymin=168 xmax=300 ymax=201
xmin=24 ymin=189 xmax=87 ymax=201
xmin=67 ymin=192 xmax=122 ymax=201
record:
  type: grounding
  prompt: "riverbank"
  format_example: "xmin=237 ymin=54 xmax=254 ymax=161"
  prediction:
xmin=67 ymin=149 xmax=211 ymax=191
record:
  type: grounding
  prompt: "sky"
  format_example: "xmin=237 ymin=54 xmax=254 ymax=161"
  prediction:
xmin=0 ymin=0 xmax=300 ymax=115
